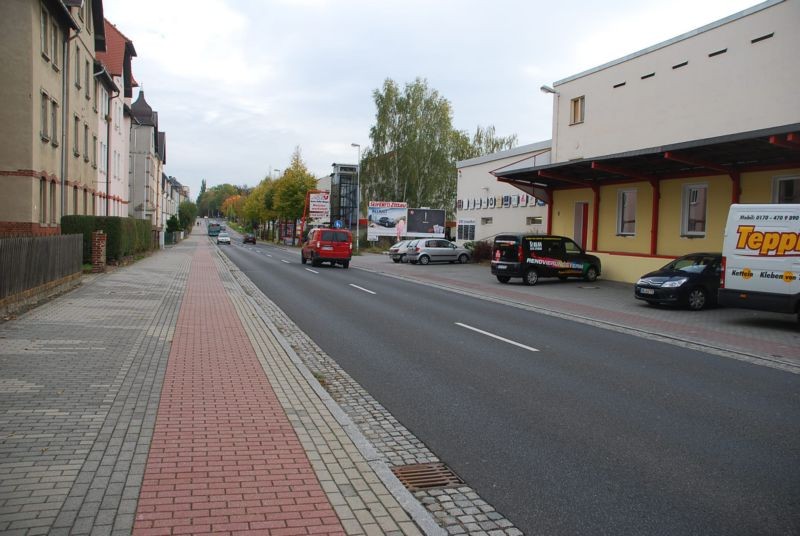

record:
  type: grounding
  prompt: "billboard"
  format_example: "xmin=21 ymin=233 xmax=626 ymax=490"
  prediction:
xmin=407 ymin=208 xmax=445 ymax=237
xmin=367 ymin=201 xmax=407 ymax=240
xmin=308 ymin=191 xmax=330 ymax=224
xmin=367 ymin=202 xmax=446 ymax=240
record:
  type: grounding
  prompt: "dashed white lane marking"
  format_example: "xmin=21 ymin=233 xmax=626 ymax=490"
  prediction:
xmin=455 ymin=322 xmax=539 ymax=352
xmin=281 ymin=259 xmax=290 ymax=264
xmin=305 ymin=268 xmax=319 ymax=274
xmin=349 ymin=284 xmax=376 ymax=295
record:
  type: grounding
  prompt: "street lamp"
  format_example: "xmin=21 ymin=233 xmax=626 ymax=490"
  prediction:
xmin=351 ymin=143 xmax=361 ymax=252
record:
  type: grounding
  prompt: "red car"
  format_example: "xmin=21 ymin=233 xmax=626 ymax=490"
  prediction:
xmin=301 ymin=228 xmax=352 ymax=268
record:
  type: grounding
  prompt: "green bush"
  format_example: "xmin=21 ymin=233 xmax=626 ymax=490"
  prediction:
xmin=61 ymin=216 xmax=153 ymax=263
xmin=464 ymin=240 xmax=493 ymax=262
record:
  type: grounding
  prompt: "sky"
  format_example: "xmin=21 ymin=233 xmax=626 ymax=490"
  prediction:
xmin=101 ymin=0 xmax=761 ymax=199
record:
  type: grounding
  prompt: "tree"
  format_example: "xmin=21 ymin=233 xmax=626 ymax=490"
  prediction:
xmin=361 ymin=78 xmax=517 ymax=219
xmin=178 ymin=201 xmax=198 ymax=231
xmin=197 ymin=183 xmax=240 ymax=217
xmin=166 ymin=215 xmax=181 ymax=233
xmin=272 ymin=148 xmax=317 ymax=245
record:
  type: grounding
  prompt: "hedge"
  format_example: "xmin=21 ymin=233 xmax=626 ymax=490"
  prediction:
xmin=61 ymin=216 xmax=154 ymax=263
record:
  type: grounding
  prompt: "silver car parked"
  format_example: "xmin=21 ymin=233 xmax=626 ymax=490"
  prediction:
xmin=406 ymin=239 xmax=471 ymax=265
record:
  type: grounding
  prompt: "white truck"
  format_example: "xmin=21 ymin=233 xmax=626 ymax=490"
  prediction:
xmin=718 ymin=204 xmax=800 ymax=322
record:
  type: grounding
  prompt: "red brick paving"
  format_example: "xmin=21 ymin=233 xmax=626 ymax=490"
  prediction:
xmin=134 ymin=245 xmax=345 ymax=535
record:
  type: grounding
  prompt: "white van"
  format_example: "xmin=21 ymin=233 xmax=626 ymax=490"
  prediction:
xmin=718 ymin=204 xmax=800 ymax=321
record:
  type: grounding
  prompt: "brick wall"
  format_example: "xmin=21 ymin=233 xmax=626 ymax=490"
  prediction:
xmin=0 ymin=222 xmax=60 ymax=237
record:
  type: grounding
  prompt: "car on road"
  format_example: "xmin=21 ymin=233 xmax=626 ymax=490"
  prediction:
xmin=216 ymin=232 xmax=231 ymax=245
xmin=634 ymin=252 xmax=722 ymax=310
xmin=491 ymin=233 xmax=601 ymax=285
xmin=243 ymin=233 xmax=256 ymax=244
xmin=388 ymin=240 xmax=413 ymax=263
xmin=406 ymin=239 xmax=470 ymax=265
xmin=301 ymin=228 xmax=352 ymax=268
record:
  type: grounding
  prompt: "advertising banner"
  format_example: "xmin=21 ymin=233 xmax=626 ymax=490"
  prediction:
xmin=367 ymin=201 xmax=408 ymax=240
xmin=407 ymin=208 xmax=445 ymax=238
xmin=309 ymin=192 xmax=330 ymax=223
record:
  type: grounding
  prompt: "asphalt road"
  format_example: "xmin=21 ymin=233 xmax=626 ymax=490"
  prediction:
xmin=220 ymin=238 xmax=800 ymax=536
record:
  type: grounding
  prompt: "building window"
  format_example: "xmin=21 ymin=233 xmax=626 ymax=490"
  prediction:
xmin=73 ymin=186 xmax=78 ymax=215
xmin=40 ymin=8 xmax=49 ymax=59
xmin=92 ymin=135 xmax=97 ymax=168
xmin=570 ymin=96 xmax=585 ymax=125
xmin=50 ymin=182 xmax=57 ymax=223
xmin=617 ymin=189 xmax=637 ymax=235
xmin=681 ymin=184 xmax=707 ymax=236
xmin=39 ymin=179 xmax=47 ymax=224
xmin=773 ymin=176 xmax=800 ymax=203
xmin=51 ymin=100 xmax=59 ymax=146
xmin=85 ymin=60 xmax=90 ymax=99
xmin=526 ymin=216 xmax=543 ymax=226
xmin=73 ymin=116 xmax=80 ymax=156
xmin=457 ymin=222 xmax=476 ymax=241
xmin=83 ymin=189 xmax=88 ymax=215
xmin=40 ymin=92 xmax=50 ymax=141
xmin=84 ymin=124 xmax=90 ymax=161
xmin=51 ymin=22 xmax=59 ymax=68
xmin=75 ymin=47 xmax=81 ymax=87
xmin=481 ymin=217 xmax=493 ymax=225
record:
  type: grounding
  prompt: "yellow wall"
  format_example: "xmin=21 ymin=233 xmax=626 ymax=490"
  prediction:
xmin=596 ymin=253 xmax=670 ymax=283
xmin=740 ymin=168 xmax=800 ymax=202
xmin=656 ymin=174 xmax=730 ymax=256
xmin=597 ymin=181 xmax=653 ymax=253
xmin=551 ymin=189 xmax=594 ymax=242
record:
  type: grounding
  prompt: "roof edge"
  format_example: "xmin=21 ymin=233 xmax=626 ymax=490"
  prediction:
xmin=457 ymin=139 xmax=552 ymax=168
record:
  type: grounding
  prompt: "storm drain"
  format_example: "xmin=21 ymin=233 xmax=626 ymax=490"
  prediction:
xmin=391 ymin=462 xmax=464 ymax=491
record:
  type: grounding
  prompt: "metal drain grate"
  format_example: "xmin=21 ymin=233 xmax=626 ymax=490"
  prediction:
xmin=391 ymin=462 xmax=464 ymax=491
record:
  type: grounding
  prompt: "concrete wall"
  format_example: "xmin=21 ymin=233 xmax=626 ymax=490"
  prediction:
xmin=550 ymin=0 xmax=800 ymax=163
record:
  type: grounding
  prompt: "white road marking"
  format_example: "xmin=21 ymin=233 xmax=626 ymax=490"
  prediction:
xmin=455 ymin=322 xmax=539 ymax=352
xmin=305 ymin=268 xmax=319 ymax=274
xmin=349 ymin=284 xmax=376 ymax=295
xmin=267 ymin=254 xmax=272 ymax=257
xmin=281 ymin=259 xmax=290 ymax=264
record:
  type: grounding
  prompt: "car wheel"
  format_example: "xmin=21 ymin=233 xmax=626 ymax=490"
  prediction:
xmin=686 ymin=287 xmax=707 ymax=311
xmin=342 ymin=261 xmax=350 ymax=269
xmin=558 ymin=275 xmax=568 ymax=281
xmin=399 ymin=254 xmax=405 ymax=262
xmin=311 ymin=256 xmax=321 ymax=267
xmin=458 ymin=254 xmax=469 ymax=264
xmin=419 ymin=255 xmax=430 ymax=265
xmin=584 ymin=265 xmax=599 ymax=282
xmin=496 ymin=275 xmax=510 ymax=284
xmin=392 ymin=258 xmax=401 ymax=263
xmin=301 ymin=253 xmax=307 ymax=265
xmin=523 ymin=268 xmax=539 ymax=286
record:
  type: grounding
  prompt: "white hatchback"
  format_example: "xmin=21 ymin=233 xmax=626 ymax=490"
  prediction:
xmin=216 ymin=232 xmax=231 ymax=245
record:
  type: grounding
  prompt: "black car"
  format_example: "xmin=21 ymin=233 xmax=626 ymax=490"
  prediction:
xmin=243 ymin=233 xmax=256 ymax=244
xmin=490 ymin=234 xmax=601 ymax=285
xmin=634 ymin=252 xmax=722 ymax=310
xmin=377 ymin=216 xmax=396 ymax=228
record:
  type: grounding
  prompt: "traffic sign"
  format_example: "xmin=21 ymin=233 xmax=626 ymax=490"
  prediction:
xmin=334 ymin=220 xmax=343 ymax=229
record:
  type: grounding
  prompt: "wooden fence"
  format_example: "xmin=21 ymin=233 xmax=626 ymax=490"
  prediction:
xmin=0 ymin=234 xmax=83 ymax=300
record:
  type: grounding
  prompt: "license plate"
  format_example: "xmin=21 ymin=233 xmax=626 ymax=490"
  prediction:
xmin=322 ymin=246 xmax=333 ymax=251
xmin=497 ymin=265 xmax=507 ymax=270
xmin=640 ymin=288 xmax=655 ymax=295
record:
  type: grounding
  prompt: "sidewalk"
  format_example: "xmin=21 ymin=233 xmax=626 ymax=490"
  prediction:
xmin=0 ymin=233 xmax=440 ymax=536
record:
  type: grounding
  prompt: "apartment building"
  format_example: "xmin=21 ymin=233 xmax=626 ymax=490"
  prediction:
xmin=0 ymin=0 xmax=105 ymax=235
xmin=129 ymin=90 xmax=166 ymax=243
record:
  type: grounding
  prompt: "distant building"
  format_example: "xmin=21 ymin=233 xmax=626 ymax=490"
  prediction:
xmin=455 ymin=141 xmax=551 ymax=245
xmin=129 ymin=90 xmax=166 ymax=244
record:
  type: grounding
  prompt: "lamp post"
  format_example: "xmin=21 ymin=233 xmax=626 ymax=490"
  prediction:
xmin=351 ymin=143 xmax=361 ymax=252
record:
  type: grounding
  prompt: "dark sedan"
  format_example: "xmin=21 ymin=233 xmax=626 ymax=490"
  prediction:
xmin=634 ymin=252 xmax=722 ymax=310
xmin=243 ymin=233 xmax=256 ymax=244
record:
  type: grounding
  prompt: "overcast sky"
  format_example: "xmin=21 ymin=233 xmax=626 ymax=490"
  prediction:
xmin=102 ymin=0 xmax=759 ymax=199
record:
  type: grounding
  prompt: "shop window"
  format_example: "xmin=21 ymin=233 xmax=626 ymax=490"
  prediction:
xmin=526 ymin=216 xmax=543 ymax=226
xmin=617 ymin=189 xmax=637 ymax=235
xmin=773 ymin=176 xmax=800 ymax=203
xmin=681 ymin=184 xmax=707 ymax=236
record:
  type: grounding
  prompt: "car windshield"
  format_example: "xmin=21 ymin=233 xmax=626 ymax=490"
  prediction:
xmin=494 ymin=236 xmax=520 ymax=261
xmin=667 ymin=255 xmax=715 ymax=273
xmin=218 ymin=233 xmax=229 ymax=238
